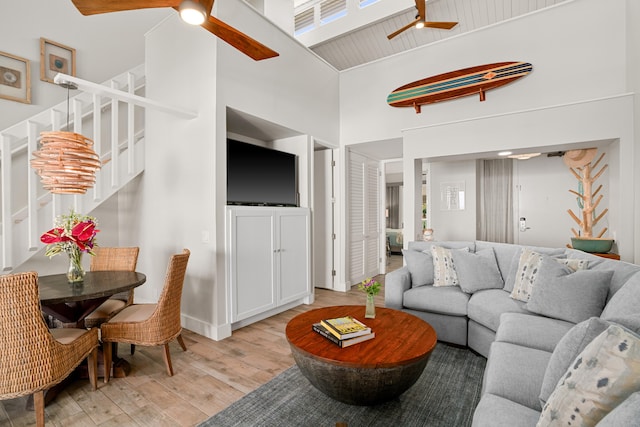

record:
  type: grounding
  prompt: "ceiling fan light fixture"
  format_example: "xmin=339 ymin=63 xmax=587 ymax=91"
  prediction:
xmin=179 ymin=0 xmax=206 ymax=25
xmin=415 ymin=21 xmax=425 ymax=29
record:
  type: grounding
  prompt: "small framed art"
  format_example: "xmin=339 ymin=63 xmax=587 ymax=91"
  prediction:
xmin=0 ymin=51 xmax=31 ymax=104
xmin=40 ymin=38 xmax=76 ymax=84
xmin=440 ymin=181 xmax=465 ymax=211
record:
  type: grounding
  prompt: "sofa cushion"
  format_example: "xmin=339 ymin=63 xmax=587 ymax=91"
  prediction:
xmin=566 ymin=249 xmax=640 ymax=298
xmin=431 ymin=246 xmax=469 ymax=287
xmin=472 ymin=393 xmax=541 ymax=427
xmin=538 ymin=324 xmax=640 ymax=427
xmin=511 ymin=251 xmax=591 ymax=303
xmin=408 ymin=240 xmax=476 ymax=253
xmin=496 ymin=312 xmax=573 ymax=353
xmin=475 ymin=241 xmax=522 ymax=286
xmin=510 ymin=248 xmax=545 ymax=302
xmin=539 ymin=314 xmax=640 ymax=407
xmin=403 ymin=285 xmax=469 ymax=316
xmin=453 ymin=247 xmax=504 ymax=294
xmin=539 ymin=317 xmax=611 ymax=407
xmin=468 ymin=289 xmax=529 ymax=332
xmin=402 ymin=249 xmax=434 ymax=288
xmin=509 ymin=249 xmax=575 ymax=302
xmin=483 ymin=341 xmax=551 ymax=411
xmin=524 ymin=257 xmax=612 ymax=324
xmin=601 ymin=271 xmax=640 ymax=319
xmin=503 ymin=246 xmax=565 ymax=293
xmin=597 ymin=392 xmax=640 ymax=427
xmin=431 ymin=246 xmax=458 ymax=287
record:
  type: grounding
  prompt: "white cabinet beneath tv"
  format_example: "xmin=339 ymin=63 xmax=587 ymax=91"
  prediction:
xmin=226 ymin=206 xmax=312 ymax=326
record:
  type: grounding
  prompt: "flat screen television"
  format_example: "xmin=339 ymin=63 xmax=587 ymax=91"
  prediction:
xmin=227 ymin=139 xmax=299 ymax=207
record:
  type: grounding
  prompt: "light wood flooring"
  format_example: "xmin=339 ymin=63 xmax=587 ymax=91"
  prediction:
xmin=0 ymin=255 xmax=404 ymax=426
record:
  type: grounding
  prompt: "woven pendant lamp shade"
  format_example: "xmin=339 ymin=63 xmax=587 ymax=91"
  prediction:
xmin=30 ymin=131 xmax=101 ymax=194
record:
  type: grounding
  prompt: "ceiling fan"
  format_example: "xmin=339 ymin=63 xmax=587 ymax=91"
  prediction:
xmin=70 ymin=0 xmax=279 ymax=61
xmin=387 ymin=0 xmax=458 ymax=40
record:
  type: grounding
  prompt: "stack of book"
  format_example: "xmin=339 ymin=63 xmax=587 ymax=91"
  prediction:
xmin=312 ymin=316 xmax=375 ymax=348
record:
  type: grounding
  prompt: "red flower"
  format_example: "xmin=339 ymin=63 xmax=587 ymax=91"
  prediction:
xmin=40 ymin=228 xmax=65 ymax=244
xmin=40 ymin=210 xmax=100 ymax=257
xmin=72 ymin=221 xmax=97 ymax=242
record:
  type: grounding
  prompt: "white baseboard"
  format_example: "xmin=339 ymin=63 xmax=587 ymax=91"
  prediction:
xmin=181 ymin=313 xmax=232 ymax=341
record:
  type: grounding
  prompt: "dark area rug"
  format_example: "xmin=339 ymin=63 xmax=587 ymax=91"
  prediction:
xmin=200 ymin=343 xmax=486 ymax=427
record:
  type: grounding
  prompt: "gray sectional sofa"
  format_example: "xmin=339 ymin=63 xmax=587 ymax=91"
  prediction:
xmin=385 ymin=240 xmax=640 ymax=426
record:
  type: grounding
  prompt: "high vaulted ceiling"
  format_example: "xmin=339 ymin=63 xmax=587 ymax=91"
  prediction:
xmin=307 ymin=0 xmax=566 ymax=70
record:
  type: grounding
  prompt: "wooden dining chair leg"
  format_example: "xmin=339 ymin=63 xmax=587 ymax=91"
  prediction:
xmin=162 ymin=343 xmax=174 ymax=376
xmin=177 ymin=334 xmax=187 ymax=351
xmin=131 ymin=344 xmax=135 ymax=355
xmin=34 ymin=390 xmax=45 ymax=427
xmin=88 ymin=348 xmax=98 ymax=390
xmin=103 ymin=342 xmax=113 ymax=383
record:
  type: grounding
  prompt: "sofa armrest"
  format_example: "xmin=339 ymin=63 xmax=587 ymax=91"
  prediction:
xmin=384 ymin=266 xmax=411 ymax=309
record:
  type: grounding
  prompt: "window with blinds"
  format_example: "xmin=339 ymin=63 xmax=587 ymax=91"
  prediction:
xmin=294 ymin=8 xmax=314 ymax=35
xmin=359 ymin=0 xmax=379 ymax=8
xmin=320 ymin=0 xmax=347 ymax=25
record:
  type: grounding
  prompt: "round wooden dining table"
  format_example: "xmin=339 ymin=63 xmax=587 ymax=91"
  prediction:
xmin=28 ymin=271 xmax=146 ymax=408
xmin=38 ymin=270 xmax=146 ymax=328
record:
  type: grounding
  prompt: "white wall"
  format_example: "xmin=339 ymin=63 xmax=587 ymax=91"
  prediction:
xmin=132 ymin=15 xmax=220 ymax=340
xmin=428 ymin=160 xmax=476 ymax=242
xmin=0 ymin=0 xmax=171 ymax=131
xmin=137 ymin=1 xmax=340 ymax=340
xmin=514 ymin=148 xmax=612 ymax=248
xmin=340 ymin=0 xmax=638 ymax=262
xmin=340 ymin=0 xmax=627 ymax=144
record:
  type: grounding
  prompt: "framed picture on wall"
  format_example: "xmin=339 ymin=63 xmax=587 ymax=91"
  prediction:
xmin=440 ymin=181 xmax=465 ymax=211
xmin=40 ymin=38 xmax=76 ymax=84
xmin=0 ymin=51 xmax=31 ymax=104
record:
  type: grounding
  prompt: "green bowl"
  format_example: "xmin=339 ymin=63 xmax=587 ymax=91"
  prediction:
xmin=570 ymin=237 xmax=614 ymax=253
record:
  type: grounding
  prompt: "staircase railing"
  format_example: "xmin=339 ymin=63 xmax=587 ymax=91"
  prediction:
xmin=0 ymin=64 xmax=148 ymax=272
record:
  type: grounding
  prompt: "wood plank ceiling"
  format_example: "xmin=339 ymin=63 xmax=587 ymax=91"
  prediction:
xmin=309 ymin=0 xmax=566 ymax=70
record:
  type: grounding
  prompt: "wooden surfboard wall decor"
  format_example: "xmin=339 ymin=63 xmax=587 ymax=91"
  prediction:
xmin=387 ymin=61 xmax=533 ymax=114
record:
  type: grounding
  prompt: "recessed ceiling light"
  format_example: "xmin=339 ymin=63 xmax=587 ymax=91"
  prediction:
xmin=498 ymin=151 xmax=512 ymax=156
xmin=508 ymin=153 xmax=541 ymax=160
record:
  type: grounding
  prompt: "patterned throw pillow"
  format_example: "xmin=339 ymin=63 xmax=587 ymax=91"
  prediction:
xmin=431 ymin=246 xmax=468 ymax=287
xmin=510 ymin=249 xmax=545 ymax=302
xmin=510 ymin=250 xmax=585 ymax=302
xmin=557 ymin=258 xmax=589 ymax=272
xmin=537 ymin=324 xmax=640 ymax=427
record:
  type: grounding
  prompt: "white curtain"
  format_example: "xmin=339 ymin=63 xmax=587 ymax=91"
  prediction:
xmin=477 ymin=159 xmax=514 ymax=243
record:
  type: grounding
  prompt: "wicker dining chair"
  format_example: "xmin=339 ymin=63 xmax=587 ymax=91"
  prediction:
xmin=84 ymin=247 xmax=140 ymax=329
xmin=0 ymin=272 xmax=99 ymax=427
xmin=101 ymin=249 xmax=190 ymax=383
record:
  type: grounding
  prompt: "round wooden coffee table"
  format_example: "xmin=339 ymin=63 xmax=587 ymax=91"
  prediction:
xmin=285 ymin=305 xmax=437 ymax=405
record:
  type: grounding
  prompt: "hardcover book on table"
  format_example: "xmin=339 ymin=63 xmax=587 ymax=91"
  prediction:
xmin=312 ymin=323 xmax=375 ymax=348
xmin=320 ymin=316 xmax=371 ymax=340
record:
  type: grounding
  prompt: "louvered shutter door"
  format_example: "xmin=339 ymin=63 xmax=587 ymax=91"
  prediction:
xmin=348 ymin=152 xmax=381 ymax=286
xmin=364 ymin=160 xmax=380 ymax=278
xmin=348 ymin=152 xmax=365 ymax=283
